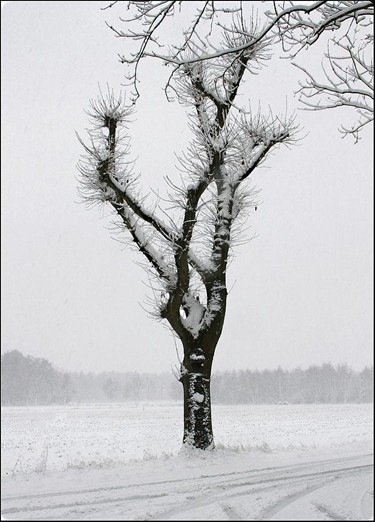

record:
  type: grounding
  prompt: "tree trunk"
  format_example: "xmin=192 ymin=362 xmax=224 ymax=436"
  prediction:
xmin=181 ymin=371 xmax=214 ymax=450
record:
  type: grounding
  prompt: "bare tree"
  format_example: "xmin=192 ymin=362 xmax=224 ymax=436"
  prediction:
xmin=77 ymin=16 xmax=298 ymax=449
xmin=104 ymin=1 xmax=373 ymax=141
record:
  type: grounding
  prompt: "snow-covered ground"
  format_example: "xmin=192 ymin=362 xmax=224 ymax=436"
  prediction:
xmin=1 ymin=402 xmax=373 ymax=520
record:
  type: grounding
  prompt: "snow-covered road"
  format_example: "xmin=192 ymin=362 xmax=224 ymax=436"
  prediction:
xmin=2 ymin=449 xmax=373 ymax=520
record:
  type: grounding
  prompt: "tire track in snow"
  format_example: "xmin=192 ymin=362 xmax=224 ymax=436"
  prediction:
xmin=313 ymin=502 xmax=349 ymax=521
xmin=260 ymin=466 xmax=373 ymax=521
xmin=259 ymin=479 xmax=343 ymax=520
xmin=2 ymin=456 xmax=372 ymax=520
xmin=149 ymin=461 xmax=372 ymax=521
xmin=3 ymin=463 xmax=371 ymax=516
xmin=359 ymin=485 xmax=374 ymax=517
xmin=1 ymin=493 xmax=168 ymax=516
xmin=2 ymin=452 xmax=371 ymax=503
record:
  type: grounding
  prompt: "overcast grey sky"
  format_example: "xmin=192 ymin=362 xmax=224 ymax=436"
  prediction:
xmin=1 ymin=1 xmax=373 ymax=374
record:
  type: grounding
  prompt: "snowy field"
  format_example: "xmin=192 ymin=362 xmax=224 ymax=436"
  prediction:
xmin=1 ymin=402 xmax=373 ymax=520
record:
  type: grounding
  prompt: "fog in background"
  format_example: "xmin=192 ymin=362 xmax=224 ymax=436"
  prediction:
xmin=1 ymin=1 xmax=373 ymax=375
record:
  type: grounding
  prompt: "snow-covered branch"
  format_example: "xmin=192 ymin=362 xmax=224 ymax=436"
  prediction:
xmin=270 ymin=1 xmax=373 ymax=141
xmin=271 ymin=1 xmax=373 ymax=53
xmin=293 ymin=34 xmax=373 ymax=142
xmin=104 ymin=1 xmax=373 ymax=139
xmin=165 ymin=50 xmax=299 ymax=339
xmin=77 ymin=91 xmax=177 ymax=281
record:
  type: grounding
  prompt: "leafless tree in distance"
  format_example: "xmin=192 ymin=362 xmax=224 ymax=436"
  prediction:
xmin=77 ymin=13 xmax=299 ymax=449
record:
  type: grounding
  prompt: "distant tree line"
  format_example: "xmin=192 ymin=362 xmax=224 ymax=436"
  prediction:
xmin=1 ymin=351 xmax=373 ymax=406
xmin=1 ymin=350 xmax=73 ymax=405
xmin=70 ymin=370 xmax=175 ymax=403
xmin=212 ymin=365 xmax=373 ymax=404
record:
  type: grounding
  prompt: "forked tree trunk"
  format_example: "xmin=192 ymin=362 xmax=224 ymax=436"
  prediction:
xmin=181 ymin=369 xmax=214 ymax=450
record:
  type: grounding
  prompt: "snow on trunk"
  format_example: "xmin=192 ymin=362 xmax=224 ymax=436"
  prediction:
xmin=182 ymin=372 xmax=214 ymax=450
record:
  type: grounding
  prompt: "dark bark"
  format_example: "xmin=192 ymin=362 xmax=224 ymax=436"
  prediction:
xmin=181 ymin=370 xmax=214 ymax=450
xmin=177 ymin=290 xmax=227 ymax=450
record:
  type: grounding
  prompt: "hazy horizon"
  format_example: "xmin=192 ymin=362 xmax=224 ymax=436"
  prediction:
xmin=1 ymin=348 xmax=373 ymax=377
